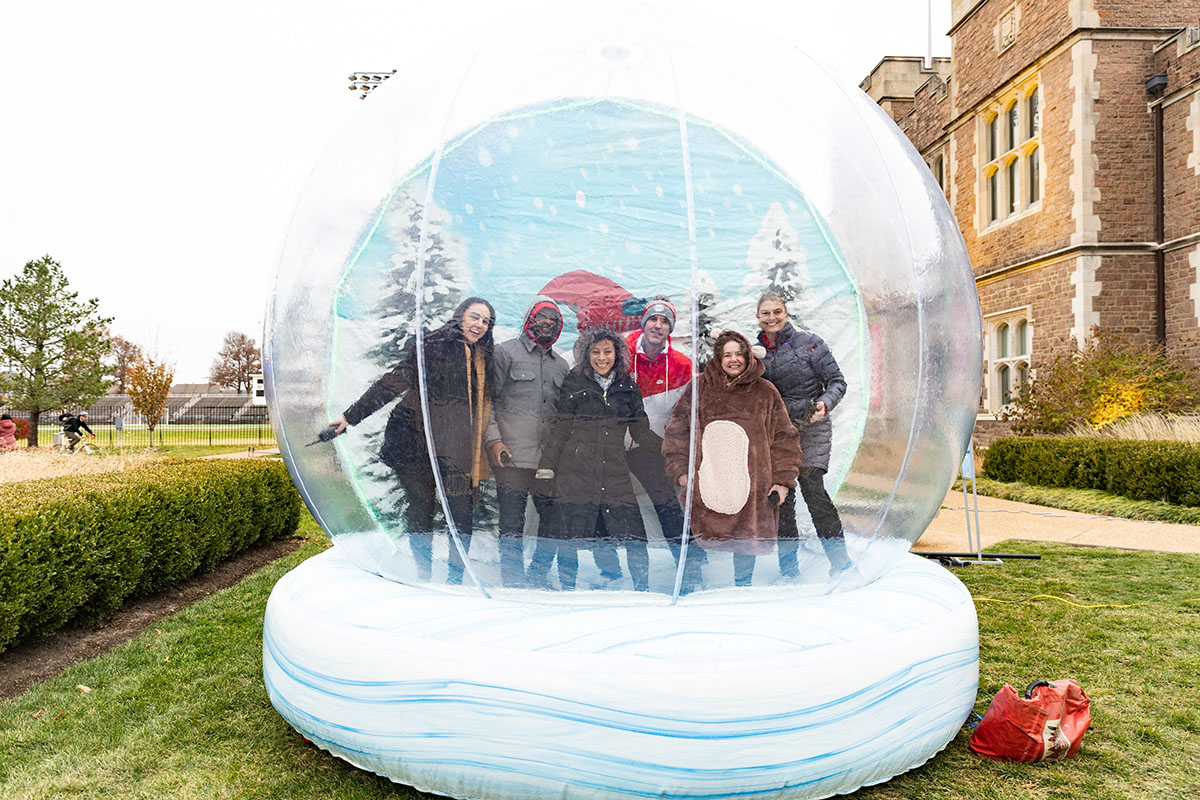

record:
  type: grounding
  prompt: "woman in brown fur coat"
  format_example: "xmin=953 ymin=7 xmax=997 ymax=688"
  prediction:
xmin=662 ymin=330 xmax=802 ymax=587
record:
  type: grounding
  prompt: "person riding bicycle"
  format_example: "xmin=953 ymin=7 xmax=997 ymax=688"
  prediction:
xmin=60 ymin=411 xmax=95 ymax=453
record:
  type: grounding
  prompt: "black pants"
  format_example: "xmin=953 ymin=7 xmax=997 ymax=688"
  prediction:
xmin=590 ymin=445 xmax=688 ymax=584
xmin=495 ymin=466 xmax=555 ymax=585
xmin=399 ymin=467 xmax=474 ymax=584
xmin=778 ymin=467 xmax=844 ymax=576
xmin=625 ymin=445 xmax=685 ymax=551
xmin=536 ymin=509 xmax=650 ymax=590
xmin=527 ymin=539 xmax=580 ymax=590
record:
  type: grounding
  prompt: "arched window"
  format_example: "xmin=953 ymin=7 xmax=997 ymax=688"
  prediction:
xmin=987 ymin=311 xmax=1032 ymax=412
xmin=979 ymin=81 xmax=1040 ymax=229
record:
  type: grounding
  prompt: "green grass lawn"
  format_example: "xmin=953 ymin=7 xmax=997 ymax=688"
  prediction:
xmin=1 ymin=527 xmax=1197 ymax=799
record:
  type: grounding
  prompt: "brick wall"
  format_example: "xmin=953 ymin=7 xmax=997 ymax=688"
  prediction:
xmin=979 ymin=258 xmax=1078 ymax=347
xmin=951 ymin=2 xmax=1200 ymax=115
xmin=1094 ymin=0 xmax=1200 ymax=28
xmin=976 ymin=258 xmax=1077 ymax=411
xmin=904 ymin=79 xmax=953 ymax=154
xmin=1154 ymin=32 xmax=1200 ymax=362
xmin=1093 ymin=252 xmax=1159 ymax=341
xmin=885 ymin=98 xmax=915 ymax=122
xmin=1157 ymin=39 xmax=1200 ymax=239
xmin=973 ymin=418 xmax=1016 ymax=447
xmin=1091 ymin=38 xmax=1158 ymax=242
xmin=1152 ymin=29 xmax=1200 ymax=105
xmin=1165 ymin=245 xmax=1200 ymax=361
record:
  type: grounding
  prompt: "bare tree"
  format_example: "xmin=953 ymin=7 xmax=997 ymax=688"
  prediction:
xmin=126 ymin=353 xmax=174 ymax=448
xmin=208 ymin=331 xmax=262 ymax=394
xmin=106 ymin=334 xmax=142 ymax=394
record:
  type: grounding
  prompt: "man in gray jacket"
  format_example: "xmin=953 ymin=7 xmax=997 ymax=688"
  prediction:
xmin=485 ymin=297 xmax=569 ymax=586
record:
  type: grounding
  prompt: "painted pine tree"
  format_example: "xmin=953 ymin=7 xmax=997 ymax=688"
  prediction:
xmin=370 ymin=186 xmax=470 ymax=365
xmin=346 ymin=185 xmax=475 ymax=530
xmin=741 ymin=201 xmax=816 ymax=326
xmin=673 ymin=268 xmax=722 ymax=364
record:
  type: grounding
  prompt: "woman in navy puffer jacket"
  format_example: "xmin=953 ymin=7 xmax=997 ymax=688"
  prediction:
xmin=755 ymin=292 xmax=852 ymax=577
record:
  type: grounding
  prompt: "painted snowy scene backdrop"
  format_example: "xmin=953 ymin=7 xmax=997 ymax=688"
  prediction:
xmin=328 ymin=99 xmax=867 ymax=545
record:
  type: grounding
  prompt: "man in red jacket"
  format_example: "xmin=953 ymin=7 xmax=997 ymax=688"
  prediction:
xmin=622 ymin=298 xmax=693 ymax=566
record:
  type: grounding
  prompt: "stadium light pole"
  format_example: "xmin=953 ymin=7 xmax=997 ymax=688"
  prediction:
xmin=348 ymin=70 xmax=396 ymax=99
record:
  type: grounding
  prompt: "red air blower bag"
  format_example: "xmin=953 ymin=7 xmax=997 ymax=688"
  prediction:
xmin=969 ymin=679 xmax=1092 ymax=762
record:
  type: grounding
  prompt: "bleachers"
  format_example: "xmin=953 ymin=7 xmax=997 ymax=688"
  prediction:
xmin=187 ymin=396 xmax=252 ymax=424
xmin=0 ymin=393 xmax=268 ymax=428
xmin=88 ymin=396 xmax=131 ymax=422
xmin=75 ymin=392 xmax=267 ymax=426
xmin=165 ymin=396 xmax=193 ymax=417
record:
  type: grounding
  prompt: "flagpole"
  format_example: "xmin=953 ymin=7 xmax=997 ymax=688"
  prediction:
xmin=926 ymin=0 xmax=933 ymax=68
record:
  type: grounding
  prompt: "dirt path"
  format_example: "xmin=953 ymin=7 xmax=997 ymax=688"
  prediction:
xmin=0 ymin=537 xmax=301 ymax=702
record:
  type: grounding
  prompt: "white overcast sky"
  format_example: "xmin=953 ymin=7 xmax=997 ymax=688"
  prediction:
xmin=0 ymin=1 xmax=950 ymax=382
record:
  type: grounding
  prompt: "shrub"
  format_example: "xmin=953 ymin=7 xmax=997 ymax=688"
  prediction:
xmin=0 ymin=459 xmax=301 ymax=652
xmin=1001 ymin=328 xmax=1200 ymax=435
xmin=12 ymin=417 xmax=30 ymax=441
xmin=983 ymin=436 xmax=1200 ymax=506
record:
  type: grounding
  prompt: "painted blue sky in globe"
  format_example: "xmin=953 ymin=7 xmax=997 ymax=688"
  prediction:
xmin=339 ymin=99 xmax=858 ymax=342
xmin=328 ymin=100 xmax=870 ymax=531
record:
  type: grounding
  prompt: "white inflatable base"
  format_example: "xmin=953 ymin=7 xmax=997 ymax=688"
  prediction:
xmin=263 ymin=546 xmax=978 ymax=799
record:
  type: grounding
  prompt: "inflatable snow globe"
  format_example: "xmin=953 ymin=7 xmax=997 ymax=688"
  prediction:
xmin=263 ymin=4 xmax=983 ymax=798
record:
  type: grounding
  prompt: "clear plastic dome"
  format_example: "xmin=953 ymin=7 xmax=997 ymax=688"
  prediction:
xmin=265 ymin=4 xmax=982 ymax=600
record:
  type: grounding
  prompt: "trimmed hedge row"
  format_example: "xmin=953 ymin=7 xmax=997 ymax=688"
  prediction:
xmin=0 ymin=459 xmax=301 ymax=652
xmin=983 ymin=437 xmax=1200 ymax=507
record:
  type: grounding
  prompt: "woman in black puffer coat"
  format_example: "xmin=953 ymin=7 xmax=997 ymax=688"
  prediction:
xmin=755 ymin=292 xmax=852 ymax=577
xmin=329 ymin=296 xmax=496 ymax=584
xmin=532 ymin=328 xmax=661 ymax=590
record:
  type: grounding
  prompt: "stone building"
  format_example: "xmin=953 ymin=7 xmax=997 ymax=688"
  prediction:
xmin=862 ymin=1 xmax=1200 ymax=440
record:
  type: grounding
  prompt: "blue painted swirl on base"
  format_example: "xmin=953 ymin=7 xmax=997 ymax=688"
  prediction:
xmin=264 ymin=548 xmax=978 ymax=799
